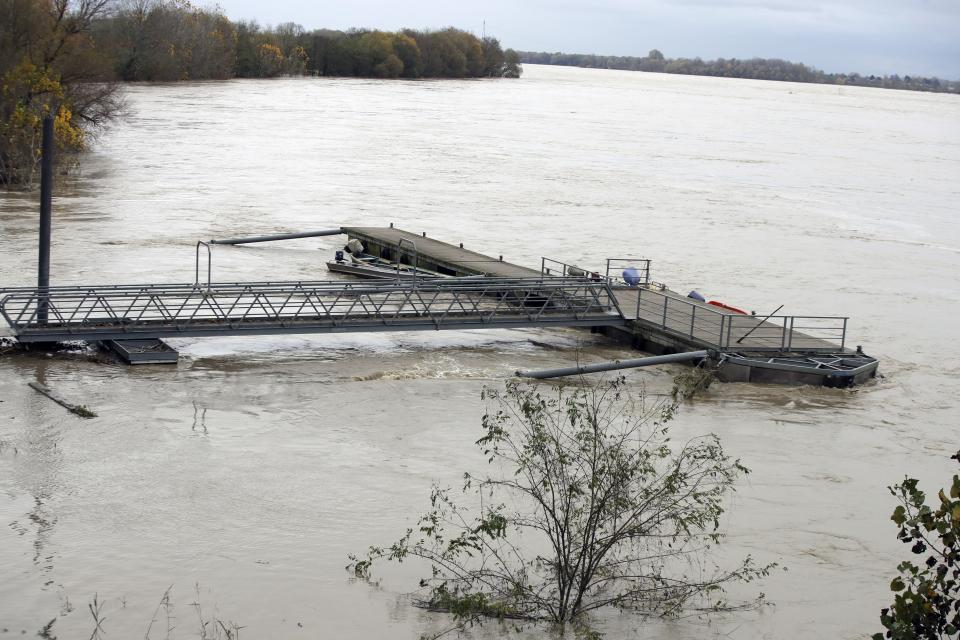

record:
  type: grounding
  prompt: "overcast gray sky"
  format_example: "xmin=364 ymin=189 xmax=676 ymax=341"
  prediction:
xmin=212 ymin=0 xmax=960 ymax=78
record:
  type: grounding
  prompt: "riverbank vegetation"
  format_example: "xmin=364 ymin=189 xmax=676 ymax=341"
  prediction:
xmin=1 ymin=0 xmax=521 ymax=187
xmin=873 ymin=451 xmax=960 ymax=639
xmin=94 ymin=3 xmax=521 ymax=82
xmin=349 ymin=378 xmax=773 ymax=634
xmin=0 ymin=0 xmax=123 ymax=186
xmin=520 ymin=49 xmax=960 ymax=94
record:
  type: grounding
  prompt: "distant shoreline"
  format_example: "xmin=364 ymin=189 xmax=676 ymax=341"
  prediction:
xmin=519 ymin=50 xmax=959 ymax=95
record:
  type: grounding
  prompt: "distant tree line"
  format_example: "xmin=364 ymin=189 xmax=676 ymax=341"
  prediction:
xmin=243 ymin=25 xmax=523 ymax=80
xmin=91 ymin=0 xmax=521 ymax=81
xmin=1 ymin=0 xmax=521 ymax=186
xmin=520 ymin=49 xmax=959 ymax=95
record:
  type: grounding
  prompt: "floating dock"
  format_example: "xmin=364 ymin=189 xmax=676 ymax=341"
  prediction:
xmin=341 ymin=226 xmax=540 ymax=279
xmin=338 ymin=227 xmax=878 ymax=387
xmin=101 ymin=339 xmax=179 ymax=365
xmin=0 ymin=226 xmax=878 ymax=386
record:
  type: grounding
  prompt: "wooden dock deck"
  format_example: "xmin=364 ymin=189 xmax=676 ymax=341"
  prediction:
xmin=341 ymin=226 xmax=540 ymax=279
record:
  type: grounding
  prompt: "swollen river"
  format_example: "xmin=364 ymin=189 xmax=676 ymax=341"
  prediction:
xmin=1 ymin=65 xmax=958 ymax=638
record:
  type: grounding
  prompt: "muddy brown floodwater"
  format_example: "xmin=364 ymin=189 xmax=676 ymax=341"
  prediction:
xmin=1 ymin=65 xmax=959 ymax=639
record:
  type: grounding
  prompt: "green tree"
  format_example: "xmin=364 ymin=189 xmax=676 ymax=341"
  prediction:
xmin=873 ymin=452 xmax=960 ymax=640
xmin=503 ymin=48 xmax=521 ymax=78
xmin=392 ymin=33 xmax=421 ymax=78
xmin=234 ymin=20 xmax=261 ymax=77
xmin=355 ymin=30 xmax=396 ymax=77
xmin=349 ymin=378 xmax=771 ymax=630
xmin=480 ymin=37 xmax=505 ymax=77
xmin=99 ymin=0 xmax=237 ymax=81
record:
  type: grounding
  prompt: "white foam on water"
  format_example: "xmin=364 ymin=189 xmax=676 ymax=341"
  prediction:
xmin=169 ymin=327 xmax=586 ymax=359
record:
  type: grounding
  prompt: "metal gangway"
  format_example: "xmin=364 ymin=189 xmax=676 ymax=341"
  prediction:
xmin=0 ymin=276 xmax=626 ymax=343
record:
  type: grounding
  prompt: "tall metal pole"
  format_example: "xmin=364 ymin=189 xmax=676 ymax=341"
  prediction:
xmin=37 ymin=116 xmax=54 ymax=324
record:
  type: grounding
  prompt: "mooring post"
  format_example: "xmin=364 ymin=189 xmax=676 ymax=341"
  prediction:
xmin=37 ymin=115 xmax=54 ymax=324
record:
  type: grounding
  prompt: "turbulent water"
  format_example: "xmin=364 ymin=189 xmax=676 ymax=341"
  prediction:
xmin=1 ymin=65 xmax=958 ymax=639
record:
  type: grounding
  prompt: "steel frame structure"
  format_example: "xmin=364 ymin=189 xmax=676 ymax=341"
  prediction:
xmin=1 ymin=277 xmax=625 ymax=343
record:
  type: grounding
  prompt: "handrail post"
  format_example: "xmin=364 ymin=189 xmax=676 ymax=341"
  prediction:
xmin=605 ymin=258 xmax=611 ymax=283
xmin=397 ymin=238 xmax=418 ymax=288
xmin=719 ymin=314 xmax=725 ymax=349
xmin=787 ymin=316 xmax=795 ymax=351
xmin=781 ymin=316 xmax=788 ymax=352
xmin=195 ymin=241 xmax=212 ymax=292
xmin=661 ymin=296 xmax=668 ymax=328
xmin=841 ymin=317 xmax=847 ymax=350
xmin=689 ymin=304 xmax=696 ymax=338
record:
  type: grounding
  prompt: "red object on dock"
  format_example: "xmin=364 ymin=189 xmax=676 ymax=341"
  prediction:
xmin=707 ymin=301 xmax=748 ymax=315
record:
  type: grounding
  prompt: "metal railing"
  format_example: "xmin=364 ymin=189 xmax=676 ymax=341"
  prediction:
xmin=396 ymin=238 xmax=419 ymax=283
xmin=541 ymin=257 xmax=600 ymax=279
xmin=604 ymin=258 xmax=651 ymax=287
xmin=629 ymin=286 xmax=848 ymax=352
xmin=1 ymin=277 xmax=626 ymax=342
xmin=541 ymin=257 xmax=653 ymax=287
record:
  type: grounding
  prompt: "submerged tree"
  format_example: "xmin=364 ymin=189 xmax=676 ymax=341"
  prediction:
xmin=873 ymin=452 xmax=960 ymax=640
xmin=349 ymin=378 xmax=772 ymax=630
xmin=0 ymin=0 xmax=123 ymax=186
xmin=502 ymin=48 xmax=522 ymax=79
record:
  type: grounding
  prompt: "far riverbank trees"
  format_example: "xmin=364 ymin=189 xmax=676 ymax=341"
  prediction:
xmin=93 ymin=0 xmax=522 ymax=81
xmin=520 ymin=49 xmax=959 ymax=95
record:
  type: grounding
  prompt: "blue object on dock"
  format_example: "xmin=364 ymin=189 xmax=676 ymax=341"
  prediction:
xmin=622 ymin=267 xmax=642 ymax=286
xmin=687 ymin=290 xmax=706 ymax=303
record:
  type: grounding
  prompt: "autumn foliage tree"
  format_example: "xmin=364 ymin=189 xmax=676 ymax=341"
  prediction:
xmin=95 ymin=0 xmax=236 ymax=81
xmin=0 ymin=0 xmax=122 ymax=185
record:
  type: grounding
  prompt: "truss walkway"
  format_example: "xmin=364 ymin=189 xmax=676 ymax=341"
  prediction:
xmin=0 ymin=277 xmax=625 ymax=343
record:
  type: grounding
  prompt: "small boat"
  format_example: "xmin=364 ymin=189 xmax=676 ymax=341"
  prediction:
xmin=707 ymin=300 xmax=749 ymax=315
xmin=326 ymin=251 xmax=447 ymax=281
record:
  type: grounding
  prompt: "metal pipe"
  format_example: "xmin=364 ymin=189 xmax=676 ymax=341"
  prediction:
xmin=209 ymin=229 xmax=343 ymax=245
xmin=37 ymin=116 xmax=54 ymax=324
xmin=515 ymin=350 xmax=709 ymax=379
